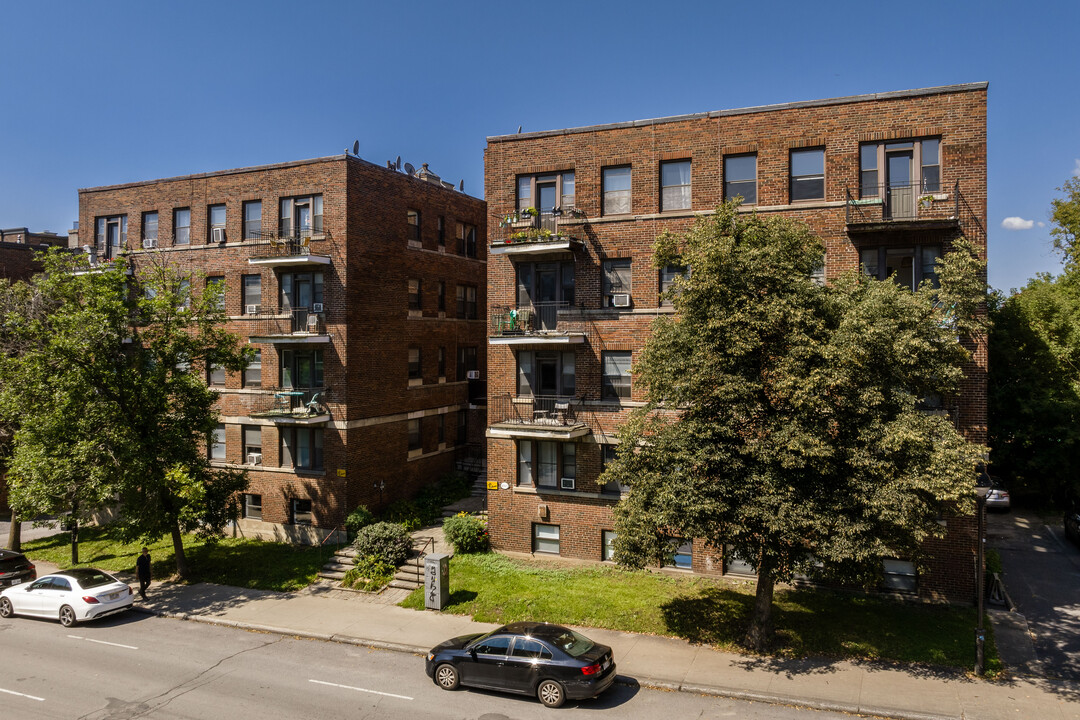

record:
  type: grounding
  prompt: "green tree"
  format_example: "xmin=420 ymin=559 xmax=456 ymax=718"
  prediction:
xmin=1050 ymin=177 xmax=1080 ymax=267
xmin=0 ymin=250 xmax=251 ymax=575
xmin=604 ymin=202 xmax=987 ymax=651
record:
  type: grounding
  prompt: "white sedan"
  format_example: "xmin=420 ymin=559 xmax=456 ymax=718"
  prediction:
xmin=0 ymin=568 xmax=134 ymax=627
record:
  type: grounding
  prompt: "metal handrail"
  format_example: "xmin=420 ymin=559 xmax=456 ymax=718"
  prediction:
xmin=489 ymin=393 xmax=582 ymax=426
xmin=846 ymin=180 xmax=962 ymax=224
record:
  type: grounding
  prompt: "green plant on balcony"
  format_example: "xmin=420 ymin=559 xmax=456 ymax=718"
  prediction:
xmin=522 ymin=206 xmax=539 ymax=218
xmin=506 ymin=228 xmax=555 ymax=243
xmin=919 ymin=195 xmax=935 ymax=210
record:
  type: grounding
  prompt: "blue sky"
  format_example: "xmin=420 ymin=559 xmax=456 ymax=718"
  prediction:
xmin=1 ymin=0 xmax=1076 ymax=293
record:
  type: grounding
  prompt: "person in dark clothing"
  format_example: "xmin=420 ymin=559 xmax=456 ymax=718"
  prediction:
xmin=136 ymin=547 xmax=151 ymax=599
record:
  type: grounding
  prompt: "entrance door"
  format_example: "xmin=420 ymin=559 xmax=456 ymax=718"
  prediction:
xmin=535 ymin=265 xmax=558 ymax=330
xmin=537 ymin=181 xmax=557 ymax=233
xmin=886 ymin=150 xmax=914 ymax=220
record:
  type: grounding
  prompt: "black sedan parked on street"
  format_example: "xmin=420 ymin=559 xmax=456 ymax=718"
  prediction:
xmin=425 ymin=622 xmax=616 ymax=708
xmin=0 ymin=549 xmax=36 ymax=589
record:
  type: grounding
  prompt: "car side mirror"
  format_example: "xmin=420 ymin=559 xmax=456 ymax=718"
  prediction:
xmin=468 ymin=648 xmax=477 ymax=659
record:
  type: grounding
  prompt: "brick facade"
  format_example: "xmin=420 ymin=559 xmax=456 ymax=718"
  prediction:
xmin=78 ymin=155 xmax=487 ymax=543
xmin=483 ymin=83 xmax=988 ymax=602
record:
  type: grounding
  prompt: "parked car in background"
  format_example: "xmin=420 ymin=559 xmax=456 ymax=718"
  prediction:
xmin=985 ymin=477 xmax=1011 ymax=510
xmin=0 ymin=568 xmax=133 ymax=627
xmin=0 ymin=549 xmax=36 ymax=588
xmin=426 ymin=622 xmax=616 ymax=708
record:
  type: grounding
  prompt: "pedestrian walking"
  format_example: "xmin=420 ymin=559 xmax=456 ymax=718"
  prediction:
xmin=136 ymin=547 xmax=151 ymax=599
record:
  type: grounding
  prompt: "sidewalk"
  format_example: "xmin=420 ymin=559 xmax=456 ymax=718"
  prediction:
xmin=30 ymin=559 xmax=1080 ymax=720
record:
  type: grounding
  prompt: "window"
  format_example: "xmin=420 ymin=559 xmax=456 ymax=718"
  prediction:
xmin=456 ymin=409 xmax=467 ymax=444
xmin=437 ymin=281 xmax=445 ymax=312
xmin=408 ymin=347 xmax=422 ymax=381
xmin=724 ymin=154 xmax=757 ymax=204
xmin=790 ymin=148 xmax=825 ymax=201
xmin=242 ymin=275 xmax=262 ymax=313
xmin=280 ymin=195 xmax=323 ymax=238
xmin=534 ymin=524 xmax=560 ymax=554
xmin=242 ymin=493 xmax=262 ymax=520
xmin=407 ymin=210 xmax=420 ymax=243
xmin=661 ymin=160 xmax=691 ymax=211
xmin=281 ymin=427 xmax=323 ymax=470
xmin=243 ymin=200 xmax=262 ymax=239
xmin=456 ymin=285 xmax=477 ymax=319
xmin=244 ymin=349 xmax=262 ymax=387
xmin=810 ymin=258 xmax=826 ymax=286
xmin=456 ymin=346 xmax=477 ymax=381
xmin=280 ymin=271 xmax=324 ymax=312
xmin=602 ymin=166 xmax=631 ymax=215
xmin=174 ymin=208 xmax=190 ymax=245
xmin=860 ymin=138 xmax=941 ymax=200
xmin=437 ymin=414 xmax=445 ymax=445
xmin=472 ymin=636 xmax=511 ymax=656
xmin=861 ymin=245 xmax=942 ymax=290
xmin=207 ymin=276 xmax=225 ymax=311
xmin=517 ymin=350 xmax=575 ymax=397
xmin=860 ymin=144 xmax=879 ymax=197
xmin=517 ymin=171 xmax=575 ymax=214
xmin=291 ymin=498 xmax=312 ymax=525
xmin=671 ymin=540 xmax=693 ymax=570
xmin=602 ymin=530 xmax=617 ymax=561
xmin=602 ymin=259 xmax=631 ymax=308
xmin=602 ymin=351 xmax=632 ymax=401
xmin=883 ymin=558 xmax=917 ymax=592
xmin=516 ymin=261 xmax=575 ymax=311
xmin=408 ymin=418 xmax=421 ymax=452
xmin=921 ymin=139 xmax=940 ymax=192
xmin=457 ymin=223 xmax=477 ymax=258
xmin=512 ymin=638 xmax=552 ymax=660
xmin=281 ymin=349 xmax=323 ymax=388
xmin=208 ymin=204 xmax=226 ymax=242
xmin=437 ymin=346 xmax=446 ymax=378
xmin=408 ymin=279 xmax=422 ymax=311
xmin=209 ymin=424 xmax=226 ymax=460
xmin=518 ymin=440 xmax=575 ymax=489
xmin=142 ymin=212 xmax=158 ymax=245
xmin=600 ymin=444 xmax=628 ymax=494
xmin=95 ymin=215 xmax=127 ymax=259
xmin=178 ymin=278 xmax=191 ymax=310
xmin=207 ymin=363 xmax=226 ymax=386
xmin=659 ymin=264 xmax=687 ymax=307
xmin=437 ymin=216 xmax=445 ymax=248
xmin=243 ymin=425 xmax=262 ymax=458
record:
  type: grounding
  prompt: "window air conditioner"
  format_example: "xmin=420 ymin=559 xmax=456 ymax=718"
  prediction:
xmin=466 ymin=370 xmax=480 ymax=380
xmin=611 ymin=293 xmax=631 ymax=308
xmin=247 ymin=453 xmax=262 ymax=466
xmin=560 ymin=477 xmax=576 ymax=490
xmin=312 ymin=302 xmax=324 ymax=313
xmin=212 ymin=227 xmax=226 ymax=243
xmin=246 ymin=304 xmax=261 ymax=315
xmin=142 ymin=238 xmax=157 ymax=249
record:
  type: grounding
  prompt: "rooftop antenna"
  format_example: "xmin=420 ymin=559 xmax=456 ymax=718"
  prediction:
xmin=404 ymin=162 xmax=415 ymax=176
xmin=395 ymin=156 xmax=402 ymax=171
xmin=352 ymin=140 xmax=359 ymax=155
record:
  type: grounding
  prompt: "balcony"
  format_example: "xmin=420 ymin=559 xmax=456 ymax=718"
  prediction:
xmin=247 ymin=230 xmax=332 ymax=267
xmin=73 ymin=244 xmax=133 ymax=275
xmin=489 ymin=302 xmax=587 ymax=346
xmin=846 ymin=181 xmax=964 ymax=235
xmin=487 ymin=394 xmax=590 ymax=440
xmin=245 ymin=309 xmax=330 ymax=344
xmin=491 ymin=211 xmax=585 ymax=256
xmin=249 ymin=387 xmax=329 ymax=424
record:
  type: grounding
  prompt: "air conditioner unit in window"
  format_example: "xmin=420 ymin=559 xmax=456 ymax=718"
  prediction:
xmin=611 ymin=293 xmax=631 ymax=308
xmin=466 ymin=370 xmax=480 ymax=380
xmin=246 ymin=304 xmax=261 ymax=315
xmin=142 ymin=238 xmax=157 ymax=249
xmin=247 ymin=453 xmax=262 ymax=466
xmin=211 ymin=227 xmax=226 ymax=243
xmin=560 ymin=477 xmax=576 ymax=490
xmin=311 ymin=302 xmax=324 ymax=313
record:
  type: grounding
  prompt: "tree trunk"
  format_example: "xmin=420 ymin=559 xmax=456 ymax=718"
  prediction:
xmin=6 ymin=512 xmax=21 ymax=552
xmin=745 ymin=567 xmax=776 ymax=652
xmin=171 ymin=522 xmax=188 ymax=580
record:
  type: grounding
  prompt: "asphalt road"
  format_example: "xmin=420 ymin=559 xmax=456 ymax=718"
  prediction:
xmin=987 ymin=507 xmax=1080 ymax=681
xmin=1 ymin=515 xmax=64 ymax=546
xmin=0 ymin=611 xmax=854 ymax=719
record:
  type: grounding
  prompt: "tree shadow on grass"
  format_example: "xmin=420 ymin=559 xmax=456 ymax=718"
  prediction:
xmin=448 ymin=589 xmax=478 ymax=604
xmin=660 ymin=585 xmax=754 ymax=646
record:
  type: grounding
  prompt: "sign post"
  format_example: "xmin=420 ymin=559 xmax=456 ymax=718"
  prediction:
xmin=424 ymin=553 xmax=450 ymax=610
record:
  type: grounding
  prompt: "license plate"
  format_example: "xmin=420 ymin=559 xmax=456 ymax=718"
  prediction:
xmin=108 ymin=592 xmax=119 ymax=600
xmin=602 ymin=658 xmax=610 ymax=669
xmin=11 ymin=579 xmax=21 ymax=585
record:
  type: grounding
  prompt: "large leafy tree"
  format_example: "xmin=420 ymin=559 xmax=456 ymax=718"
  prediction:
xmin=605 ymin=202 xmax=986 ymax=650
xmin=0 ymin=250 xmax=251 ymax=576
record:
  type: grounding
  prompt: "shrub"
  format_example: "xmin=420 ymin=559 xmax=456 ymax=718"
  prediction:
xmin=352 ymin=521 xmax=411 ymax=567
xmin=345 ymin=505 xmax=376 ymax=536
xmin=382 ymin=500 xmax=427 ymax=531
xmin=443 ymin=512 xmax=489 ymax=554
xmin=342 ymin=555 xmax=396 ymax=591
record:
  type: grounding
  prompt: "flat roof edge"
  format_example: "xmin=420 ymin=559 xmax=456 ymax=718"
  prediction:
xmin=486 ymin=82 xmax=988 ymax=143
xmin=79 ymin=155 xmax=346 ymax=193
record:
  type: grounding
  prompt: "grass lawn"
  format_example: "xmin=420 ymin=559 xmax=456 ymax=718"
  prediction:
xmin=401 ymin=553 xmax=1001 ymax=672
xmin=21 ymin=526 xmax=343 ymax=592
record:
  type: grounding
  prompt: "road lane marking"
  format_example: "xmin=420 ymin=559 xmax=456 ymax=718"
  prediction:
xmin=67 ymin=634 xmax=138 ymax=650
xmin=308 ymin=679 xmax=413 ymax=700
xmin=0 ymin=687 xmax=45 ymax=702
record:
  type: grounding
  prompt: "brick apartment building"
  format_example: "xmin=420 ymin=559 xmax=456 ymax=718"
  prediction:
xmin=0 ymin=227 xmax=68 ymax=280
xmin=78 ymin=154 xmax=487 ymax=543
xmin=483 ymin=83 xmax=988 ymax=602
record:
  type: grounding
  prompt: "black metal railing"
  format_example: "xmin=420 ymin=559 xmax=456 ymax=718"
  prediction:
xmin=249 ymin=386 xmax=328 ymax=419
xmin=489 ymin=302 xmax=586 ymax=336
xmin=247 ymin=229 xmax=331 ymax=259
xmin=243 ymin=308 xmax=327 ymax=337
xmin=846 ymin=180 xmax=964 ymax=225
xmin=495 ymin=210 xmax=583 ymax=245
xmin=489 ymin=394 xmax=583 ymax=427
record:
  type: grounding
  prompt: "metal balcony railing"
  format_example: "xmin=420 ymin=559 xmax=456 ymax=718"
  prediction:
xmin=489 ymin=394 xmax=583 ymax=428
xmin=489 ymin=302 xmax=586 ymax=337
xmin=244 ymin=308 xmax=327 ymax=337
xmin=495 ymin=210 xmax=584 ymax=245
xmin=247 ymin=229 xmax=331 ymax=260
xmin=249 ymin=387 xmax=328 ymax=419
xmin=846 ymin=180 xmax=963 ymax=224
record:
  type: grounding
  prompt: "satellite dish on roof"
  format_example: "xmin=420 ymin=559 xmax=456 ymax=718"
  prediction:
xmin=404 ymin=162 xmax=415 ymax=176
xmin=395 ymin=156 xmax=402 ymax=170
xmin=459 ymin=179 xmax=464 ymax=192
xmin=352 ymin=140 xmax=359 ymax=155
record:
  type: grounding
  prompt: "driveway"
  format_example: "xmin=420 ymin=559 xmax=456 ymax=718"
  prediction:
xmin=987 ymin=507 xmax=1080 ymax=681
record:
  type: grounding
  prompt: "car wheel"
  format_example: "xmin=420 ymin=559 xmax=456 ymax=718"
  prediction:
xmin=537 ymin=679 xmax=566 ymax=708
xmin=59 ymin=605 xmax=77 ymax=628
xmin=434 ymin=663 xmax=459 ymax=690
xmin=0 ymin=597 xmax=13 ymax=618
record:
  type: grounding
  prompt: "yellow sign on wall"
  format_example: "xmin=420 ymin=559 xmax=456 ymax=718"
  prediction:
xmin=487 ymin=480 xmax=498 ymax=490
xmin=337 ymin=469 xmax=347 ymax=477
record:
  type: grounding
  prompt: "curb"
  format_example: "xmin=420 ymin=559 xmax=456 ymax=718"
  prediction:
xmin=131 ymin=605 xmax=959 ymax=720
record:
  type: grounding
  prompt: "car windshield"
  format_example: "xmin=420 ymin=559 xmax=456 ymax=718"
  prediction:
xmin=548 ymin=629 xmax=595 ymax=658
xmin=64 ymin=569 xmax=117 ymax=589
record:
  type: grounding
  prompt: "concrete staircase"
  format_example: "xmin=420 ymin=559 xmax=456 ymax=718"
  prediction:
xmin=319 ymin=545 xmax=359 ymax=582
xmin=387 ymin=536 xmax=436 ymax=591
